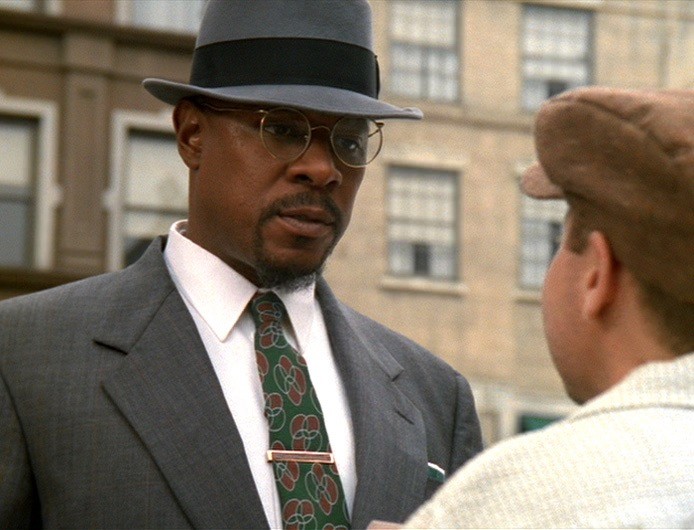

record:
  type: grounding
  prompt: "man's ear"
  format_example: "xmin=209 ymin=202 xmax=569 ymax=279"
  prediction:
xmin=582 ymin=230 xmax=620 ymax=318
xmin=173 ymin=100 xmax=202 ymax=170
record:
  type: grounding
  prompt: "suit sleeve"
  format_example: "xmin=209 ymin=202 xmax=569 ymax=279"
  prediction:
xmin=448 ymin=374 xmax=484 ymax=473
xmin=0 ymin=366 xmax=40 ymax=528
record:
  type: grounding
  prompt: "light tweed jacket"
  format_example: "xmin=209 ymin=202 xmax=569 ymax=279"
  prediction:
xmin=406 ymin=353 xmax=694 ymax=529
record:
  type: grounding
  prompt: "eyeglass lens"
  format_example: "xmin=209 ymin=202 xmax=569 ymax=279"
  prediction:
xmin=259 ymin=108 xmax=383 ymax=167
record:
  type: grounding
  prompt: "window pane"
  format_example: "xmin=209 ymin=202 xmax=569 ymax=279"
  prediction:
xmin=0 ymin=117 xmax=35 ymax=188
xmin=0 ymin=197 xmax=31 ymax=267
xmin=129 ymin=0 xmax=205 ymax=32
xmin=389 ymin=240 xmax=414 ymax=276
xmin=522 ymin=5 xmax=592 ymax=110
xmin=519 ymin=195 xmax=567 ymax=289
xmin=390 ymin=0 xmax=460 ymax=102
xmin=125 ymin=131 xmax=187 ymax=210
xmin=124 ymin=211 xmax=182 ymax=266
xmin=391 ymin=0 xmax=457 ymax=46
xmin=390 ymin=43 xmax=425 ymax=98
xmin=0 ymin=0 xmax=38 ymax=11
xmin=0 ymin=116 xmax=37 ymax=268
xmin=388 ymin=167 xmax=458 ymax=280
xmin=123 ymin=130 xmax=187 ymax=266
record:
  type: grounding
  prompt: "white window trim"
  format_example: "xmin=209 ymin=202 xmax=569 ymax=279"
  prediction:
xmin=114 ymin=0 xmax=203 ymax=32
xmin=380 ymin=152 xmax=468 ymax=293
xmin=45 ymin=0 xmax=61 ymax=14
xmin=0 ymin=90 xmax=61 ymax=270
xmin=114 ymin=0 xmax=128 ymax=24
xmin=4 ymin=0 xmax=62 ymax=13
xmin=105 ymin=109 xmax=175 ymax=271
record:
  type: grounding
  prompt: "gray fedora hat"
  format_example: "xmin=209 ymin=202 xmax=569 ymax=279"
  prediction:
xmin=143 ymin=0 xmax=422 ymax=120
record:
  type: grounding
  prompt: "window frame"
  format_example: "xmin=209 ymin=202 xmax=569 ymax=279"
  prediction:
xmin=515 ymin=166 xmax=568 ymax=291
xmin=386 ymin=164 xmax=460 ymax=282
xmin=520 ymin=4 xmax=594 ymax=111
xmin=0 ymin=91 xmax=60 ymax=270
xmin=106 ymin=109 xmax=186 ymax=271
xmin=0 ymin=0 xmax=61 ymax=14
xmin=388 ymin=0 xmax=461 ymax=103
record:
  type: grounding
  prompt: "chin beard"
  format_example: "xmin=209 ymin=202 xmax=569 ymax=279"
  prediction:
xmin=252 ymin=232 xmax=339 ymax=291
xmin=252 ymin=233 xmax=335 ymax=292
xmin=254 ymin=264 xmax=322 ymax=292
xmin=253 ymin=192 xmax=344 ymax=291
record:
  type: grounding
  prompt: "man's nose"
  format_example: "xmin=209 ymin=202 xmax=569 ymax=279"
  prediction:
xmin=289 ymin=127 xmax=343 ymax=189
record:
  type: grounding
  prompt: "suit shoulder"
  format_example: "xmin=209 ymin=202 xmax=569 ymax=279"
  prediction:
xmin=0 ymin=270 xmax=125 ymax=318
xmin=0 ymin=239 xmax=171 ymax=321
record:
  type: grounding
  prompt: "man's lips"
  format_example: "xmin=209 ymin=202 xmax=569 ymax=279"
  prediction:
xmin=275 ymin=206 xmax=336 ymax=238
xmin=279 ymin=206 xmax=335 ymax=225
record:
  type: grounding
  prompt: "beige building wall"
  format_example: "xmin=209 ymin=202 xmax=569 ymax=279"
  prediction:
xmin=331 ymin=0 xmax=693 ymax=442
xmin=1 ymin=0 xmax=692 ymax=443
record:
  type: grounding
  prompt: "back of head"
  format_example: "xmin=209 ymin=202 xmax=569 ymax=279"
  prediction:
xmin=522 ymin=86 xmax=694 ymax=354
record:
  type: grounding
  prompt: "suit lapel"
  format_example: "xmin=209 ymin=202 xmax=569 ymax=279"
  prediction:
xmin=96 ymin=240 xmax=268 ymax=529
xmin=92 ymin=241 xmax=427 ymax=528
xmin=317 ymin=280 xmax=428 ymax=528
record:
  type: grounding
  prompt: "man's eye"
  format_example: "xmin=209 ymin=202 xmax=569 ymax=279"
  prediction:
xmin=335 ymin=135 xmax=365 ymax=153
xmin=264 ymin=122 xmax=304 ymax=139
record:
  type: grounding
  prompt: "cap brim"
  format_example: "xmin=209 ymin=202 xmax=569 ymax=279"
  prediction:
xmin=143 ymin=78 xmax=423 ymax=120
xmin=521 ymin=163 xmax=565 ymax=200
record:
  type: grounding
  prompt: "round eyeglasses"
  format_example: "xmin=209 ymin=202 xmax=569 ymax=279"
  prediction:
xmin=196 ymin=101 xmax=384 ymax=168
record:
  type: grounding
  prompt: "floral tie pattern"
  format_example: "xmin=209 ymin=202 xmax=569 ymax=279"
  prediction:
xmin=250 ymin=291 xmax=350 ymax=530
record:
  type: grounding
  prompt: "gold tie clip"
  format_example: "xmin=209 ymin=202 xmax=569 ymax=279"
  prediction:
xmin=267 ymin=449 xmax=335 ymax=464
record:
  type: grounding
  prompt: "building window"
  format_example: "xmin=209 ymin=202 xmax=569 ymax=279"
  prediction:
xmin=0 ymin=0 xmax=60 ymax=14
xmin=389 ymin=0 xmax=460 ymax=102
xmin=0 ymin=116 xmax=37 ymax=268
xmin=519 ymin=194 xmax=567 ymax=289
xmin=522 ymin=5 xmax=593 ymax=110
xmin=388 ymin=166 xmax=458 ymax=280
xmin=107 ymin=110 xmax=188 ymax=270
xmin=118 ymin=0 xmax=205 ymax=33
xmin=0 ymin=0 xmax=47 ymax=11
xmin=121 ymin=130 xmax=187 ymax=266
xmin=0 ymin=95 xmax=59 ymax=271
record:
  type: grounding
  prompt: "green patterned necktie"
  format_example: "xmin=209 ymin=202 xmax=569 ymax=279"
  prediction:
xmin=249 ymin=291 xmax=350 ymax=530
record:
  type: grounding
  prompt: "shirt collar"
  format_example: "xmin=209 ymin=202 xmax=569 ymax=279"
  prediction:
xmin=163 ymin=220 xmax=316 ymax=351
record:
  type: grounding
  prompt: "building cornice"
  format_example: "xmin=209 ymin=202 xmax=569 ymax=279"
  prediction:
xmin=0 ymin=8 xmax=195 ymax=52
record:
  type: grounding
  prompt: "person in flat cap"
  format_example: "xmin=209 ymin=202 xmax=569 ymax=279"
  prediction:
xmin=399 ymin=86 xmax=694 ymax=529
xmin=0 ymin=1 xmax=482 ymax=528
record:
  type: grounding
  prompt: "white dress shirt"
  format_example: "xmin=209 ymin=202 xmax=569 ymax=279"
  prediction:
xmin=163 ymin=221 xmax=355 ymax=529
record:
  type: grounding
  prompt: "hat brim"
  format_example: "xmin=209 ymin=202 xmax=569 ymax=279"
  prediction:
xmin=521 ymin=163 xmax=565 ymax=200
xmin=143 ymin=78 xmax=423 ymax=120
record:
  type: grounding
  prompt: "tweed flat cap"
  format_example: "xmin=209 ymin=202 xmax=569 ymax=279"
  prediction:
xmin=522 ymin=86 xmax=694 ymax=302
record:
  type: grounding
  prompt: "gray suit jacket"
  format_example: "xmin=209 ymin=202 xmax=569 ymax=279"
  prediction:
xmin=0 ymin=238 xmax=482 ymax=529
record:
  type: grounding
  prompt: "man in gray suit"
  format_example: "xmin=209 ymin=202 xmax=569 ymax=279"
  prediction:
xmin=0 ymin=1 xmax=482 ymax=528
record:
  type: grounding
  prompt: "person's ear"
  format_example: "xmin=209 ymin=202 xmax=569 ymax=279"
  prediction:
xmin=582 ymin=230 xmax=619 ymax=318
xmin=173 ymin=100 xmax=202 ymax=170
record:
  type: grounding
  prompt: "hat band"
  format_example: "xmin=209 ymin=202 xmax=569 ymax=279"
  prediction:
xmin=190 ymin=38 xmax=379 ymax=98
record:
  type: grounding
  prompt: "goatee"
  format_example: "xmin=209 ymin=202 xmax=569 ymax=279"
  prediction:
xmin=253 ymin=192 xmax=344 ymax=291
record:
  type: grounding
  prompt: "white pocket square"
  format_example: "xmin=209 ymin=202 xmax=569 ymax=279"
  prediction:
xmin=427 ymin=461 xmax=446 ymax=483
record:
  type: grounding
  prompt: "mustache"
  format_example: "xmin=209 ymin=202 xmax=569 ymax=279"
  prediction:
xmin=261 ymin=192 xmax=344 ymax=231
